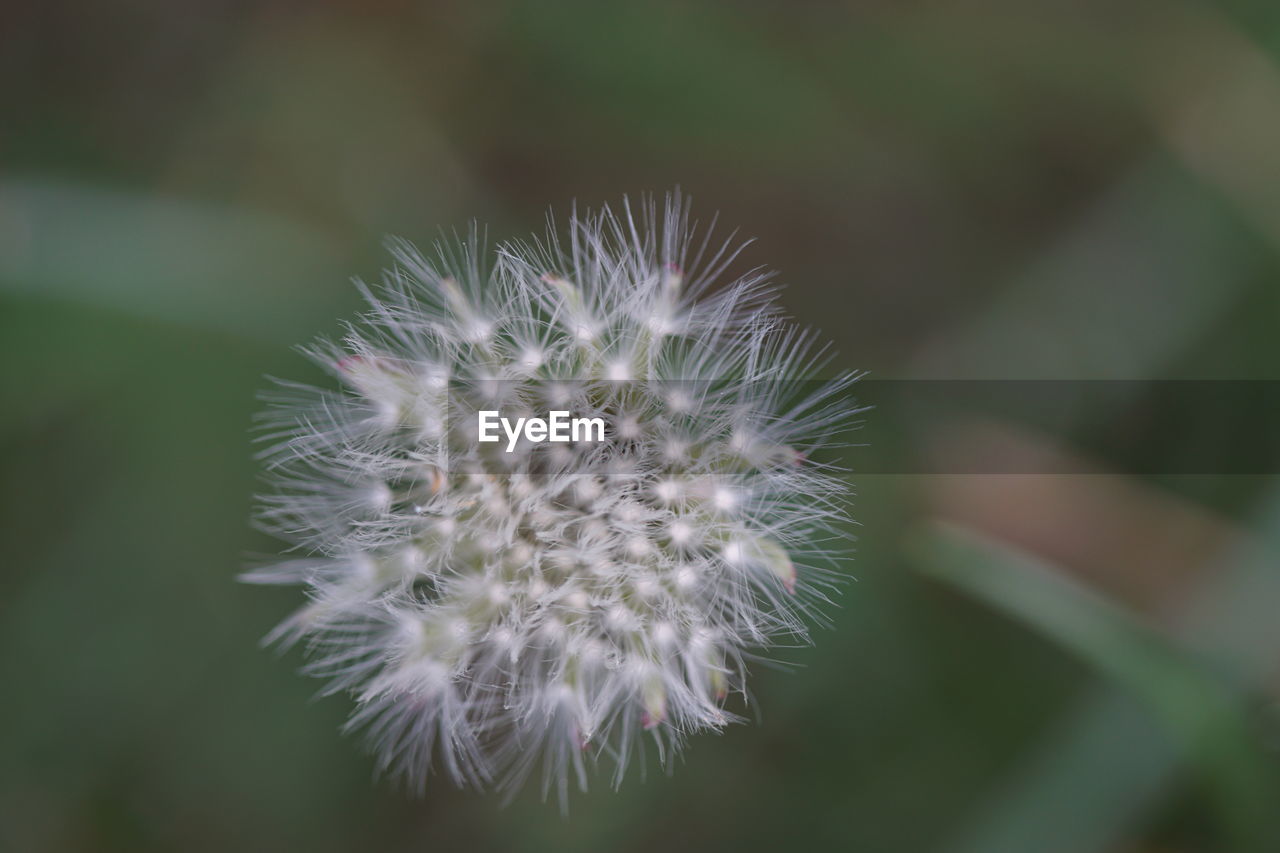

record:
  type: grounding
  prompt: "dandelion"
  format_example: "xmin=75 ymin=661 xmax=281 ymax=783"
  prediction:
xmin=247 ymin=193 xmax=860 ymax=805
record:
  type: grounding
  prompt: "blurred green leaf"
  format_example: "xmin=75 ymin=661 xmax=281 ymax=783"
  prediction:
xmin=0 ymin=178 xmax=355 ymax=344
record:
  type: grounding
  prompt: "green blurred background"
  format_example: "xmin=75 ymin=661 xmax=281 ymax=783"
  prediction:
xmin=6 ymin=1 xmax=1280 ymax=850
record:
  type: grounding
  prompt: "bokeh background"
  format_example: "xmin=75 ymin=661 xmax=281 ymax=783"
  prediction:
xmin=6 ymin=1 xmax=1280 ymax=850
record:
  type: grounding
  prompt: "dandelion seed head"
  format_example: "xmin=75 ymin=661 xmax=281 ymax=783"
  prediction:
xmin=249 ymin=193 xmax=860 ymax=805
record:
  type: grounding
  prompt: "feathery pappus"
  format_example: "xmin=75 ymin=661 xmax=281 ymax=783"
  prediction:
xmin=247 ymin=193 xmax=861 ymax=806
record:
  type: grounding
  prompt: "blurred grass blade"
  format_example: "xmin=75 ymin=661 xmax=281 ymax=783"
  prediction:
xmin=912 ymin=522 xmax=1279 ymax=852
